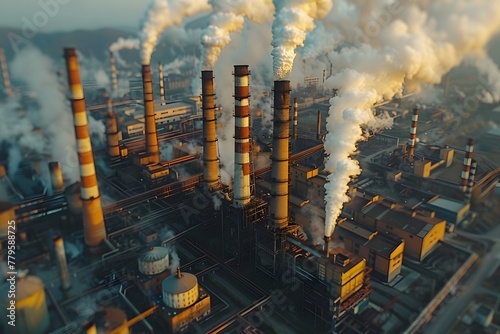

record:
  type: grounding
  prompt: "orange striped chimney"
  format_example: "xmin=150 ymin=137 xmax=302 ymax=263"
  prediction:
xmin=0 ymin=48 xmax=12 ymax=97
xmin=105 ymin=98 xmax=120 ymax=159
xmin=109 ymin=51 xmax=118 ymax=93
xmin=142 ymin=64 xmax=160 ymax=164
xmin=292 ymin=98 xmax=298 ymax=140
xmin=158 ymin=62 xmax=165 ymax=102
xmin=201 ymin=70 xmax=219 ymax=191
xmin=64 ymin=48 xmax=107 ymax=248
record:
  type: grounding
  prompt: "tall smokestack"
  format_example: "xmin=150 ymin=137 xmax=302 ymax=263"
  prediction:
xmin=329 ymin=63 xmax=333 ymax=77
xmin=461 ymin=138 xmax=475 ymax=192
xmin=324 ymin=236 xmax=331 ymax=258
xmin=292 ymin=98 xmax=298 ymax=140
xmin=53 ymin=236 xmax=71 ymax=290
xmin=48 ymin=162 xmax=64 ymax=193
xmin=105 ymin=98 xmax=120 ymax=159
xmin=142 ymin=64 xmax=160 ymax=164
xmin=109 ymin=52 xmax=118 ymax=93
xmin=233 ymin=65 xmax=252 ymax=208
xmin=408 ymin=108 xmax=419 ymax=162
xmin=270 ymin=80 xmax=291 ymax=229
xmin=64 ymin=48 xmax=107 ymax=248
xmin=201 ymin=70 xmax=219 ymax=192
xmin=0 ymin=48 xmax=12 ymax=97
xmin=158 ymin=62 xmax=165 ymax=102
xmin=316 ymin=110 xmax=322 ymax=141
xmin=465 ymin=159 xmax=477 ymax=203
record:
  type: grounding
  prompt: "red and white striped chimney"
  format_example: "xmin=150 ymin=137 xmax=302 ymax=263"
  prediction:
xmin=64 ymin=48 xmax=107 ymax=248
xmin=408 ymin=108 xmax=419 ymax=161
xmin=158 ymin=62 xmax=165 ymax=102
xmin=109 ymin=51 xmax=118 ymax=93
xmin=201 ymin=70 xmax=219 ymax=192
xmin=464 ymin=159 xmax=477 ymax=203
xmin=233 ymin=65 xmax=252 ymax=208
xmin=142 ymin=64 xmax=160 ymax=164
xmin=292 ymin=98 xmax=298 ymax=140
xmin=461 ymin=138 xmax=474 ymax=192
xmin=0 ymin=48 xmax=12 ymax=97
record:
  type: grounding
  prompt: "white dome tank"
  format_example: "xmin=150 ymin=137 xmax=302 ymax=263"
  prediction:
xmin=162 ymin=268 xmax=199 ymax=309
xmin=138 ymin=247 xmax=170 ymax=275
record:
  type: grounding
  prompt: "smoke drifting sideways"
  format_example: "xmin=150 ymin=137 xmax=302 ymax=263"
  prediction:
xmin=109 ymin=37 xmax=140 ymax=66
xmin=322 ymin=0 xmax=500 ymax=239
xmin=271 ymin=0 xmax=333 ymax=79
xmin=139 ymin=0 xmax=211 ymax=65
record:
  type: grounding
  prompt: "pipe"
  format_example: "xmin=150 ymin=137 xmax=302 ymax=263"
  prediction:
xmin=465 ymin=159 xmax=477 ymax=202
xmin=142 ymin=64 xmax=160 ymax=164
xmin=316 ymin=110 xmax=322 ymax=141
xmin=201 ymin=70 xmax=219 ymax=192
xmin=64 ymin=48 xmax=107 ymax=248
xmin=158 ymin=62 xmax=165 ymax=102
xmin=270 ymin=80 xmax=291 ymax=229
xmin=109 ymin=51 xmax=118 ymax=93
xmin=48 ymin=162 xmax=64 ymax=193
xmin=233 ymin=65 xmax=252 ymax=208
xmin=292 ymin=97 xmax=298 ymax=140
xmin=461 ymin=138 xmax=474 ymax=192
xmin=408 ymin=108 xmax=419 ymax=162
xmin=105 ymin=98 xmax=120 ymax=159
xmin=0 ymin=48 xmax=12 ymax=97
xmin=53 ymin=236 xmax=71 ymax=290
xmin=324 ymin=236 xmax=331 ymax=258
xmin=286 ymin=235 xmax=324 ymax=259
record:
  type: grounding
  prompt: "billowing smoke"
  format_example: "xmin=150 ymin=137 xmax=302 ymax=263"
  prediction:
xmin=93 ymin=69 xmax=110 ymax=89
xmin=109 ymin=37 xmax=140 ymax=53
xmin=323 ymin=0 xmax=500 ymax=238
xmin=201 ymin=0 xmax=274 ymax=70
xmin=139 ymin=0 xmax=211 ymax=65
xmin=271 ymin=0 xmax=333 ymax=79
xmin=465 ymin=55 xmax=500 ymax=103
xmin=163 ymin=56 xmax=197 ymax=75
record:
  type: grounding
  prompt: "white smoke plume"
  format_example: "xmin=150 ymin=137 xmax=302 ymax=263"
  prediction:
xmin=201 ymin=0 xmax=274 ymax=70
xmin=163 ymin=56 xmax=197 ymax=75
xmin=271 ymin=0 xmax=333 ymax=79
xmin=139 ymin=0 xmax=211 ymax=65
xmin=109 ymin=37 xmax=140 ymax=53
xmin=322 ymin=0 xmax=500 ymax=238
xmin=93 ymin=69 xmax=110 ymax=89
xmin=465 ymin=55 xmax=500 ymax=103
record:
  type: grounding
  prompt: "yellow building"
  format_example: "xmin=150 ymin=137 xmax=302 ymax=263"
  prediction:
xmin=336 ymin=220 xmax=404 ymax=282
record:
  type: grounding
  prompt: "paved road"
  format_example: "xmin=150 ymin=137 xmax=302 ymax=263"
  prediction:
xmin=425 ymin=227 xmax=500 ymax=334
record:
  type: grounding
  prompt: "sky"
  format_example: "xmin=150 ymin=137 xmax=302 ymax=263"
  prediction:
xmin=0 ymin=0 xmax=147 ymax=32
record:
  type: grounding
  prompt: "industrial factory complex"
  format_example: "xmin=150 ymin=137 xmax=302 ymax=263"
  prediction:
xmin=0 ymin=39 xmax=499 ymax=334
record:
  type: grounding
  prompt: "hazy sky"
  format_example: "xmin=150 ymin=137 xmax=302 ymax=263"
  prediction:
xmin=1 ymin=0 xmax=147 ymax=32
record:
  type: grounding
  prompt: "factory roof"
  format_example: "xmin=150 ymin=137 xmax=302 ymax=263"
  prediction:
xmin=139 ymin=247 xmax=169 ymax=263
xmin=343 ymin=196 xmax=373 ymax=213
xmin=162 ymin=269 xmax=197 ymax=294
xmin=426 ymin=197 xmax=466 ymax=213
xmin=337 ymin=220 xmax=376 ymax=240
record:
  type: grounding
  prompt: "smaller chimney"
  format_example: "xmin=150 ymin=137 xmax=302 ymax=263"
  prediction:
xmin=158 ymin=62 xmax=165 ymax=102
xmin=329 ymin=63 xmax=333 ymax=77
xmin=177 ymin=267 xmax=182 ymax=279
xmin=408 ymin=108 xmax=419 ymax=161
xmin=109 ymin=51 xmax=118 ymax=93
xmin=48 ymin=162 xmax=64 ymax=193
xmin=322 ymin=69 xmax=326 ymax=84
xmin=465 ymin=159 xmax=477 ymax=203
xmin=461 ymin=138 xmax=474 ymax=192
xmin=324 ymin=236 xmax=331 ymax=258
xmin=142 ymin=64 xmax=160 ymax=164
xmin=54 ymin=236 xmax=71 ymax=290
xmin=0 ymin=48 xmax=12 ymax=97
xmin=105 ymin=98 xmax=120 ymax=159
xmin=201 ymin=70 xmax=219 ymax=192
xmin=293 ymin=97 xmax=298 ymax=140
xmin=317 ymin=110 xmax=322 ymax=140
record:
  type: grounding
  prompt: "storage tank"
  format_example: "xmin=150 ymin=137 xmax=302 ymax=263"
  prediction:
xmin=162 ymin=269 xmax=199 ymax=309
xmin=138 ymin=247 xmax=170 ymax=275
xmin=95 ymin=307 xmax=129 ymax=334
xmin=1 ymin=275 xmax=50 ymax=334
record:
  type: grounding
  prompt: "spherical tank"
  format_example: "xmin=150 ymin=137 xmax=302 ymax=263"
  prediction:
xmin=162 ymin=269 xmax=199 ymax=309
xmin=95 ymin=307 xmax=129 ymax=334
xmin=1 ymin=275 xmax=50 ymax=334
xmin=64 ymin=182 xmax=83 ymax=215
xmin=138 ymin=247 xmax=170 ymax=275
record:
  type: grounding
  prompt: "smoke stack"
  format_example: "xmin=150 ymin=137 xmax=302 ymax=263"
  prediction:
xmin=465 ymin=159 xmax=477 ymax=203
xmin=53 ymin=236 xmax=71 ymax=290
xmin=48 ymin=162 xmax=64 ymax=193
xmin=0 ymin=48 xmax=12 ymax=97
xmin=324 ymin=236 xmax=331 ymax=258
xmin=109 ymin=52 xmax=118 ymax=93
xmin=158 ymin=62 xmax=165 ymax=102
xmin=105 ymin=98 xmax=120 ymax=159
xmin=329 ymin=63 xmax=333 ymax=77
xmin=461 ymin=138 xmax=475 ymax=192
xmin=322 ymin=69 xmax=326 ymax=84
xmin=233 ymin=65 xmax=252 ymax=208
xmin=317 ymin=110 xmax=322 ymax=141
xmin=201 ymin=70 xmax=219 ymax=192
xmin=64 ymin=48 xmax=107 ymax=248
xmin=142 ymin=64 xmax=160 ymax=164
xmin=408 ymin=108 xmax=419 ymax=161
xmin=270 ymin=80 xmax=291 ymax=229
xmin=292 ymin=97 xmax=298 ymax=140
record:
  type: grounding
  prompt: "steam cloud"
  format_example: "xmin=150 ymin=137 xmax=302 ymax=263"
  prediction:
xmin=271 ymin=0 xmax=333 ymax=79
xmin=109 ymin=37 xmax=140 ymax=53
xmin=322 ymin=0 xmax=500 ymax=238
xmin=139 ymin=0 xmax=211 ymax=65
